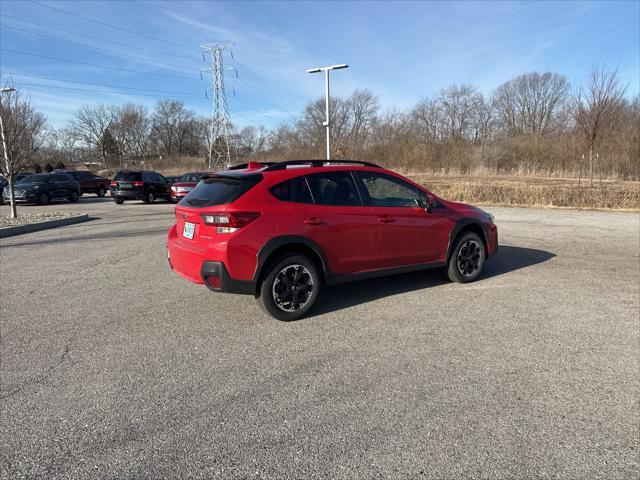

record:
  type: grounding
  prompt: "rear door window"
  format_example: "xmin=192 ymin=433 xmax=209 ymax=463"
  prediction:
xmin=270 ymin=177 xmax=314 ymax=204
xmin=305 ymin=172 xmax=361 ymax=206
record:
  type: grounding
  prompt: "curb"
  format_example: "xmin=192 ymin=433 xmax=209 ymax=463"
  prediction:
xmin=0 ymin=215 xmax=91 ymax=238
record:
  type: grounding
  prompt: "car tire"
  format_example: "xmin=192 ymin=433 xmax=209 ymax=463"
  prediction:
xmin=447 ymin=231 xmax=486 ymax=283
xmin=144 ymin=190 xmax=155 ymax=204
xmin=97 ymin=186 xmax=106 ymax=197
xmin=114 ymin=198 xmax=124 ymax=205
xmin=37 ymin=192 xmax=49 ymax=206
xmin=69 ymin=191 xmax=79 ymax=202
xmin=258 ymin=254 xmax=321 ymax=321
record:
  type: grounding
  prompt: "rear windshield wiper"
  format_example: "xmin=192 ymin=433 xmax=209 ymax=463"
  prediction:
xmin=186 ymin=198 xmax=209 ymax=206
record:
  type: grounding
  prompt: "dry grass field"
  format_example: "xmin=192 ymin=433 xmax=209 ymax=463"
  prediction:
xmin=408 ymin=174 xmax=640 ymax=212
xmin=97 ymin=158 xmax=640 ymax=212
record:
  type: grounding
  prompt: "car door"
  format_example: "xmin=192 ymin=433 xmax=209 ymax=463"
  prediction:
xmin=354 ymin=171 xmax=450 ymax=267
xmin=155 ymin=173 xmax=169 ymax=197
xmin=289 ymin=171 xmax=379 ymax=274
xmin=49 ymin=174 xmax=68 ymax=198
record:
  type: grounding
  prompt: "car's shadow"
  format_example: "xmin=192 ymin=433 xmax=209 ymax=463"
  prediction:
xmin=309 ymin=246 xmax=555 ymax=317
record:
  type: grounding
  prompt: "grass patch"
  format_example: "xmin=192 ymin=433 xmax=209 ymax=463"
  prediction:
xmin=409 ymin=174 xmax=640 ymax=211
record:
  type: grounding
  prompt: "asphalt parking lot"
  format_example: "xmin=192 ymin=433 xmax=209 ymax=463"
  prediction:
xmin=1 ymin=197 xmax=638 ymax=479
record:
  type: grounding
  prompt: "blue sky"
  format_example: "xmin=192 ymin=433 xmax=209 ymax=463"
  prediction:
xmin=1 ymin=0 xmax=638 ymax=128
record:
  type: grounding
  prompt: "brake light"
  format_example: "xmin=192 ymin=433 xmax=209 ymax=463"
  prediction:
xmin=133 ymin=180 xmax=144 ymax=187
xmin=110 ymin=181 xmax=117 ymax=187
xmin=200 ymin=212 xmax=260 ymax=233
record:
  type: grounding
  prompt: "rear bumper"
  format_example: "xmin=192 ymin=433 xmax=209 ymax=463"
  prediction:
xmin=111 ymin=190 xmax=144 ymax=200
xmin=167 ymin=225 xmax=256 ymax=295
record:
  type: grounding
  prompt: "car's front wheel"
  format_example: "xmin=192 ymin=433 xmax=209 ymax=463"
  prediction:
xmin=37 ymin=192 xmax=49 ymax=205
xmin=114 ymin=198 xmax=124 ymax=205
xmin=69 ymin=191 xmax=79 ymax=202
xmin=447 ymin=232 xmax=486 ymax=283
xmin=259 ymin=254 xmax=321 ymax=321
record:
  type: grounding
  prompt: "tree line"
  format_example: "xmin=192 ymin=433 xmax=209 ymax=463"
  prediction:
xmin=2 ymin=67 xmax=639 ymax=186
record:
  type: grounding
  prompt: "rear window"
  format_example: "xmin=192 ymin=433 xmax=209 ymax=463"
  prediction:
xmin=179 ymin=172 xmax=209 ymax=182
xmin=114 ymin=172 xmax=141 ymax=181
xmin=179 ymin=173 xmax=262 ymax=207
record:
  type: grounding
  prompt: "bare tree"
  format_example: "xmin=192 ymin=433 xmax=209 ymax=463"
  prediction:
xmin=70 ymin=105 xmax=116 ymax=168
xmin=151 ymin=100 xmax=198 ymax=157
xmin=573 ymin=68 xmax=626 ymax=186
xmin=493 ymin=72 xmax=570 ymax=136
xmin=111 ymin=104 xmax=151 ymax=164
xmin=0 ymin=86 xmax=47 ymax=218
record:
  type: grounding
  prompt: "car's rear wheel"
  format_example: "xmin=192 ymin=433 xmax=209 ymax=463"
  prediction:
xmin=97 ymin=186 xmax=106 ymax=197
xmin=144 ymin=190 xmax=155 ymax=204
xmin=259 ymin=254 xmax=321 ymax=321
xmin=37 ymin=192 xmax=49 ymax=205
xmin=114 ymin=198 xmax=124 ymax=205
xmin=447 ymin=232 xmax=486 ymax=283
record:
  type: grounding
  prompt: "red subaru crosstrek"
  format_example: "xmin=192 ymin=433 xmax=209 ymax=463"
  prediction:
xmin=167 ymin=160 xmax=498 ymax=320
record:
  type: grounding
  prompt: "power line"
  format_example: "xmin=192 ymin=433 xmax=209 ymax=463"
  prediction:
xmin=27 ymin=0 xmax=195 ymax=52
xmin=0 ymin=72 xmax=203 ymax=96
xmin=0 ymin=13 xmax=201 ymax=62
xmin=2 ymin=24 xmax=196 ymax=72
xmin=1 ymin=49 xmax=197 ymax=81
xmin=6 ymin=82 xmax=203 ymax=99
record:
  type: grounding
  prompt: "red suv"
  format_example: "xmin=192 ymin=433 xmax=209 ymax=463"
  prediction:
xmin=167 ymin=160 xmax=498 ymax=320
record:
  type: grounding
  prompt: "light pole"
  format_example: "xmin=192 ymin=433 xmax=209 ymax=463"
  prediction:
xmin=306 ymin=64 xmax=348 ymax=160
xmin=1 ymin=87 xmax=16 ymax=218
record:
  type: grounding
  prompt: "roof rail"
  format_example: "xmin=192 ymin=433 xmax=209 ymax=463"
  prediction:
xmin=262 ymin=159 xmax=381 ymax=171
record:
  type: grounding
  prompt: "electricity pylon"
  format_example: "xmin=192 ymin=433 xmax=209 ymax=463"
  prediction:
xmin=201 ymin=43 xmax=234 ymax=171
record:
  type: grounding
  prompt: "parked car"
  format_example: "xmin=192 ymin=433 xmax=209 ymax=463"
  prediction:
xmin=0 ymin=176 xmax=6 ymax=204
xmin=169 ymin=172 xmax=210 ymax=203
xmin=166 ymin=175 xmax=180 ymax=186
xmin=2 ymin=173 xmax=81 ymax=205
xmin=55 ymin=170 xmax=110 ymax=197
xmin=167 ymin=160 xmax=499 ymax=321
xmin=110 ymin=170 xmax=170 ymax=204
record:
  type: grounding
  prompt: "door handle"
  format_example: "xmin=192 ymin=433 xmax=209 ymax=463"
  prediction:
xmin=378 ymin=215 xmax=395 ymax=223
xmin=304 ymin=217 xmax=324 ymax=225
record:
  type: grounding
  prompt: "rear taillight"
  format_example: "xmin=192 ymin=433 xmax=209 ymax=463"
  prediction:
xmin=200 ymin=212 xmax=260 ymax=233
xmin=110 ymin=181 xmax=117 ymax=188
xmin=133 ymin=181 xmax=144 ymax=187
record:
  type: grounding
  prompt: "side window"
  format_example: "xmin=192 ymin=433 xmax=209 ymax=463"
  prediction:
xmin=51 ymin=174 xmax=66 ymax=183
xmin=356 ymin=172 xmax=423 ymax=207
xmin=270 ymin=177 xmax=313 ymax=204
xmin=141 ymin=172 xmax=151 ymax=182
xmin=306 ymin=172 xmax=360 ymax=206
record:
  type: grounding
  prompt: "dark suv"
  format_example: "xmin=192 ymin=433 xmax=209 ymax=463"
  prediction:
xmin=56 ymin=170 xmax=110 ymax=197
xmin=167 ymin=160 xmax=498 ymax=321
xmin=110 ymin=170 xmax=170 ymax=204
xmin=2 ymin=173 xmax=81 ymax=205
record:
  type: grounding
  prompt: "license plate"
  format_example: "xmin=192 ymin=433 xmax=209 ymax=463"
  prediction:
xmin=183 ymin=222 xmax=195 ymax=239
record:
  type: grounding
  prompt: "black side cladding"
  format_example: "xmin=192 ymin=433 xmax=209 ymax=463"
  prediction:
xmin=179 ymin=173 xmax=263 ymax=207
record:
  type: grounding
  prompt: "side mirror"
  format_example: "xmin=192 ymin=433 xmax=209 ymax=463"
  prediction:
xmin=419 ymin=195 xmax=433 ymax=213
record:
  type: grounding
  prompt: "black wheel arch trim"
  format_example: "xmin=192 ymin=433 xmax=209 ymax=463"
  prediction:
xmin=445 ymin=219 xmax=491 ymax=262
xmin=254 ymin=235 xmax=331 ymax=283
